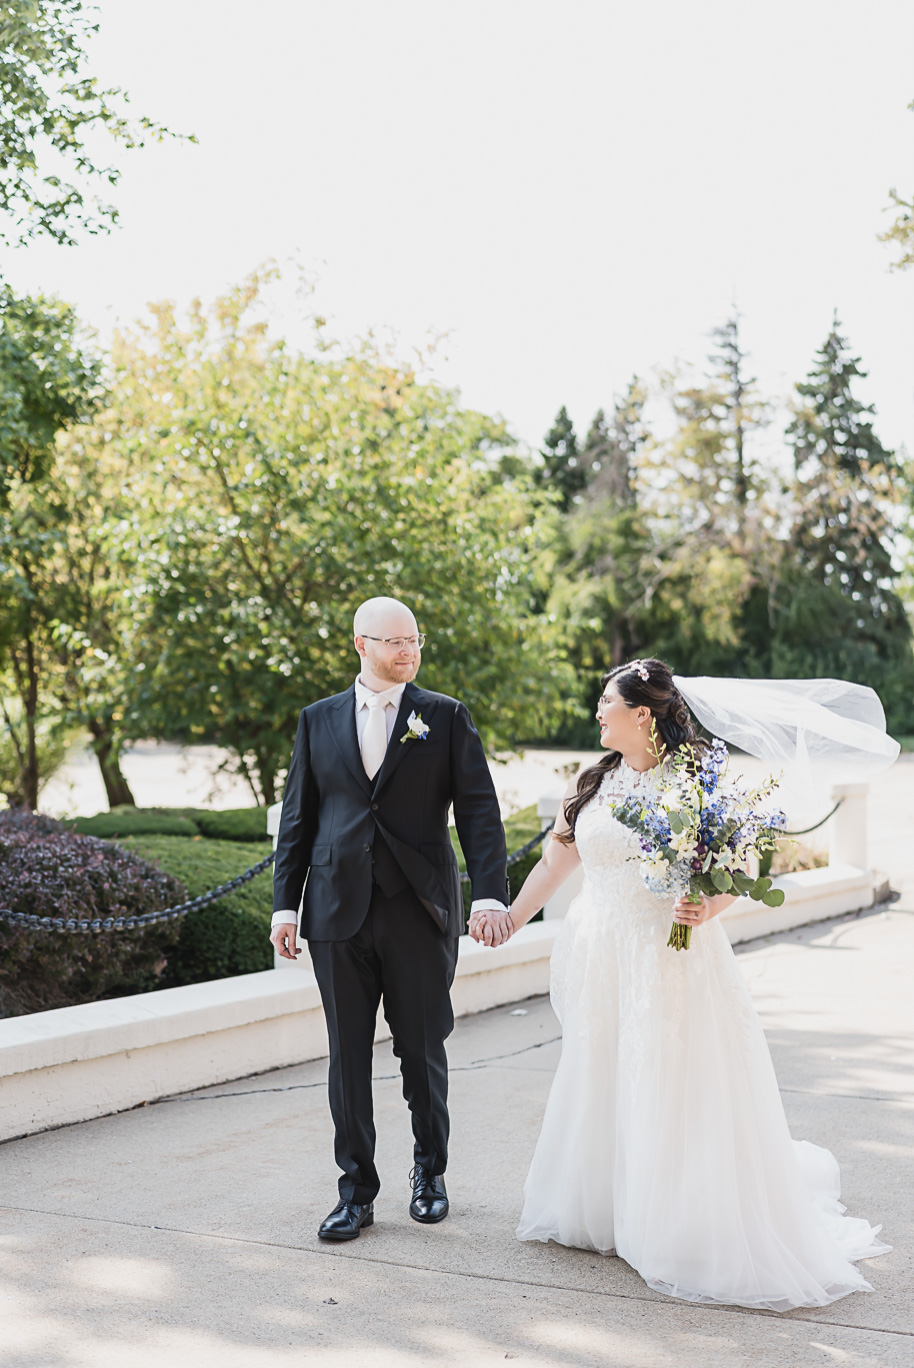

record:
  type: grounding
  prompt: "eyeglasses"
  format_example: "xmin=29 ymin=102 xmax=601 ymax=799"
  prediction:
xmin=360 ymin=634 xmax=426 ymax=650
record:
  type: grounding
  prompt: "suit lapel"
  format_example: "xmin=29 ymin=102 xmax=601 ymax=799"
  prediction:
xmin=328 ymin=686 xmax=373 ymax=796
xmin=371 ymin=681 xmax=432 ymax=797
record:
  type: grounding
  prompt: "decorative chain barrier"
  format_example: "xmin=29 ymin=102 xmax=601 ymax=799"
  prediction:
xmin=783 ymin=798 xmax=844 ymax=837
xmin=0 ymin=823 xmax=557 ymax=933
xmin=458 ymin=820 xmax=554 ymax=883
xmin=0 ymin=850 xmax=278 ymax=935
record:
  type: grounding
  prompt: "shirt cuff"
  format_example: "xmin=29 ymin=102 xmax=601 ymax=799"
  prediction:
xmin=271 ymin=911 xmax=299 ymax=929
xmin=469 ymin=899 xmax=508 ymax=915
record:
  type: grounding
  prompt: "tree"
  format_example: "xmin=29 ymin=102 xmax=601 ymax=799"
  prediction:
xmin=0 ymin=284 xmax=102 ymax=808
xmin=0 ymin=0 xmax=190 ymax=246
xmin=880 ymin=98 xmax=914 ymax=270
xmin=787 ymin=317 xmax=895 ymax=477
xmin=537 ymin=406 xmax=587 ymax=511
xmin=637 ymin=319 xmax=774 ymax=658
xmin=91 ymin=272 xmax=576 ymax=803
xmin=545 ymin=383 xmax=655 ymax=742
xmin=40 ymin=423 xmax=143 ymax=807
xmin=582 ymin=379 xmax=645 ymax=506
xmin=778 ymin=319 xmax=914 ymax=728
xmin=709 ymin=314 xmax=766 ymax=515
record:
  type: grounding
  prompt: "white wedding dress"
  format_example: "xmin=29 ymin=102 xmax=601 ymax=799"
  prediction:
xmin=516 ymin=760 xmax=890 ymax=1311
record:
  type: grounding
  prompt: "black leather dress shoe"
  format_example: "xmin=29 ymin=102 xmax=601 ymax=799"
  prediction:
xmin=409 ymin=1165 xmax=449 ymax=1224
xmin=318 ymin=1200 xmax=374 ymax=1241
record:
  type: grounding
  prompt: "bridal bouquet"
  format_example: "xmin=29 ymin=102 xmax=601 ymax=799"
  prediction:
xmin=609 ymin=736 xmax=788 ymax=950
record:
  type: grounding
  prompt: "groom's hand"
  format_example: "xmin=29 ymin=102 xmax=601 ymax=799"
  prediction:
xmin=270 ymin=922 xmax=301 ymax=960
xmin=469 ymin=909 xmax=514 ymax=947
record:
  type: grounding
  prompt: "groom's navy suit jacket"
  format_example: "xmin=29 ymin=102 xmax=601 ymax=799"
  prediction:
xmin=273 ymin=681 xmax=508 ymax=940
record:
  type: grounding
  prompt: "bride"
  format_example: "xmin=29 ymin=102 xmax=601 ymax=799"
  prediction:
xmin=471 ymin=658 xmax=892 ymax=1311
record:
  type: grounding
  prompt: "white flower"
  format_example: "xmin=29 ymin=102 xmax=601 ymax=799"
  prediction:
xmin=670 ymin=831 xmax=696 ymax=857
xmin=400 ymin=711 xmax=430 ymax=744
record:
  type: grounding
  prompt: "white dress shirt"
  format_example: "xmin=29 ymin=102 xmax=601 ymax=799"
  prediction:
xmin=271 ymin=677 xmax=508 ymax=928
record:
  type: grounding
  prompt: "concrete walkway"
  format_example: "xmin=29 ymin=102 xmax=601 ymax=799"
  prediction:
xmin=1 ymin=899 xmax=911 ymax=1367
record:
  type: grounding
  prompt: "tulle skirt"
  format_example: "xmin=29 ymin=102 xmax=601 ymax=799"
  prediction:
xmin=516 ymin=886 xmax=890 ymax=1311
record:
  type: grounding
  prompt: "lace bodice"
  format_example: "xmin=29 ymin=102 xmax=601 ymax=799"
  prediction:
xmin=572 ymin=760 xmax=668 ymax=919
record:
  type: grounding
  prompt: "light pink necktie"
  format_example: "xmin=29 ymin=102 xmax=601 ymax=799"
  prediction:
xmin=361 ymin=692 xmax=391 ymax=780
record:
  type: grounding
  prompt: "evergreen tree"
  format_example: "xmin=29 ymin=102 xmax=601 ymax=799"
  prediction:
xmin=648 ymin=315 xmax=768 ymax=543
xmin=710 ymin=314 xmax=763 ymax=514
xmin=787 ymin=316 xmax=894 ymax=477
xmin=537 ymin=406 xmax=586 ymax=511
xmin=580 ymin=408 xmax=611 ymax=484
xmin=546 ymin=384 xmax=654 ymax=740
xmin=778 ymin=319 xmax=913 ymax=729
xmin=583 ymin=379 xmax=645 ymax=506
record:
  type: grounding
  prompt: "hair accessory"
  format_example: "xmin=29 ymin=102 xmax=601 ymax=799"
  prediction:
xmin=628 ymin=660 xmax=650 ymax=682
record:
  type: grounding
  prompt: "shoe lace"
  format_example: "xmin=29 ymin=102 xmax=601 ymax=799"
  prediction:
xmin=409 ymin=1164 xmax=428 ymax=1191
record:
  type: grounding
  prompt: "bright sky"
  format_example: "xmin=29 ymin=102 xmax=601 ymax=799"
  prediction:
xmin=5 ymin=0 xmax=914 ymax=455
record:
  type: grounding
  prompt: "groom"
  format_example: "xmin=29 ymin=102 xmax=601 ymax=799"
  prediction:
xmin=270 ymin=597 xmax=512 ymax=1240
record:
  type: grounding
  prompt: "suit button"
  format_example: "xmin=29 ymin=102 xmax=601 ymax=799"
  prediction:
xmin=371 ymin=803 xmax=379 ymax=811
xmin=363 ymin=843 xmax=371 ymax=852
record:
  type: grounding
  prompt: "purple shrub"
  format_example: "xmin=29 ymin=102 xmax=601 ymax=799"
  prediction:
xmin=0 ymin=810 xmax=188 ymax=1017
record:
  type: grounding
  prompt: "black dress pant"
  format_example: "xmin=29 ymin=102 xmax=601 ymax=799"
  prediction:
xmin=309 ymin=884 xmax=460 ymax=1205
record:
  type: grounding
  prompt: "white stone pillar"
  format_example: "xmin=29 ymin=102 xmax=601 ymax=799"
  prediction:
xmin=268 ymin=800 xmax=313 ymax=972
xmin=828 ymin=782 xmax=869 ymax=871
xmin=536 ymin=791 xmax=584 ymax=920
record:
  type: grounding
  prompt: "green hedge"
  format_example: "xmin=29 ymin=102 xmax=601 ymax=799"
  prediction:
xmin=68 ymin=808 xmax=201 ymax=839
xmin=50 ymin=804 xmax=545 ymax=993
xmin=115 ymin=835 xmax=274 ymax=985
xmin=192 ymin=807 xmax=269 ymax=842
xmin=68 ymin=805 xmax=268 ymax=842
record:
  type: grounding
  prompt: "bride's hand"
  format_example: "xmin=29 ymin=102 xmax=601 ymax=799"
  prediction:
xmin=469 ymin=909 xmax=514 ymax=947
xmin=672 ymin=893 xmax=722 ymax=928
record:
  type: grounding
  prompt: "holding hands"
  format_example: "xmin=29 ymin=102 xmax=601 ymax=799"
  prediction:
xmin=469 ymin=907 xmax=515 ymax=947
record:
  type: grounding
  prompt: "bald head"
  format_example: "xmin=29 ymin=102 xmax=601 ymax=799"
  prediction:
xmin=353 ymin=596 xmax=422 ymax=688
xmin=353 ymin=597 xmax=417 ymax=639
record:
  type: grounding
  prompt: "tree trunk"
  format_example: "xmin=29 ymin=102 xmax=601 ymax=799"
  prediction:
xmin=88 ymin=720 xmax=136 ymax=808
xmin=257 ymin=757 xmax=277 ymax=807
xmin=22 ymin=636 xmax=40 ymax=810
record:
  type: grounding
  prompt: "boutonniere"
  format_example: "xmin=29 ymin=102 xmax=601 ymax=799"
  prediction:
xmin=400 ymin=711 xmax=430 ymax=744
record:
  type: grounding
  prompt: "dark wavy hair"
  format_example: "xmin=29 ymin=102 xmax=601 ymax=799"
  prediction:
xmin=556 ymin=657 xmax=707 ymax=844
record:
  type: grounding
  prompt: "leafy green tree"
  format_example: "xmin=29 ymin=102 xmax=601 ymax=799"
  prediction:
xmin=0 ymin=285 xmax=102 ymax=808
xmin=42 ymin=424 xmax=143 ymax=807
xmin=0 ymin=283 xmax=98 ymax=500
xmin=537 ymin=406 xmax=587 ymax=511
xmin=0 ymin=0 xmax=190 ymax=246
xmin=96 ymin=272 xmax=575 ymax=802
